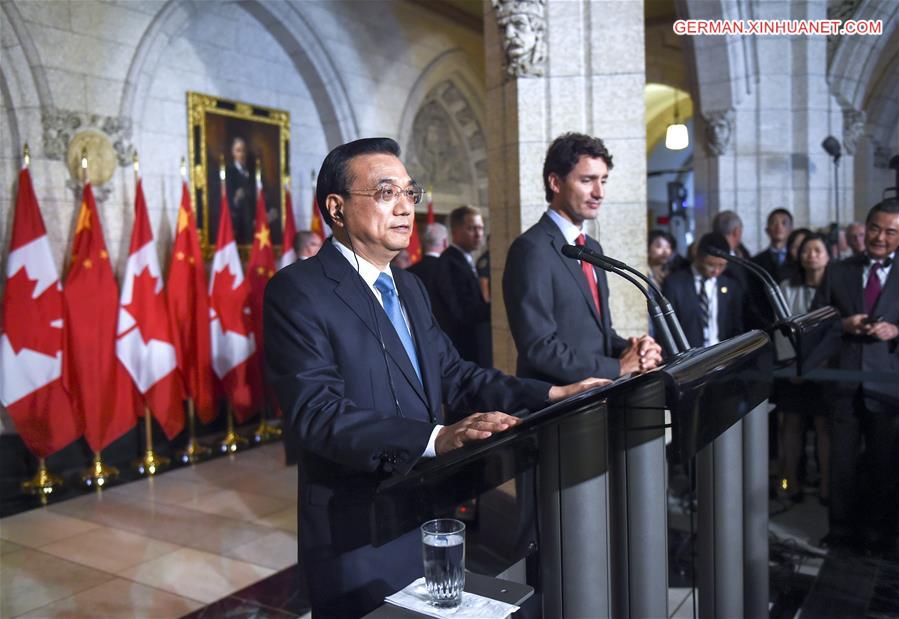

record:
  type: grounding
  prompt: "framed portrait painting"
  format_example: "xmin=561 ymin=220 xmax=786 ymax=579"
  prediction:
xmin=187 ymin=91 xmax=290 ymax=257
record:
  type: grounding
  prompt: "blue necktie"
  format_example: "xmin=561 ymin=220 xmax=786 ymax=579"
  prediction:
xmin=374 ymin=273 xmax=422 ymax=384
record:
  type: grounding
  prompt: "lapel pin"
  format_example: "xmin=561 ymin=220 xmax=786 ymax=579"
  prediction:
xmin=721 ymin=286 xmax=728 ymax=294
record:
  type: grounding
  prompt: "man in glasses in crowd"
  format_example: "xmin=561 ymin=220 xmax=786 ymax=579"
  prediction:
xmin=264 ymin=137 xmax=604 ymax=617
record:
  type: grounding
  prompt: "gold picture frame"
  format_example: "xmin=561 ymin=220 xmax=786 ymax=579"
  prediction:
xmin=187 ymin=91 xmax=290 ymax=259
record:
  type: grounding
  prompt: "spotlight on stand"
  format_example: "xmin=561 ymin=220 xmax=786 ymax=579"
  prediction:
xmin=822 ymin=136 xmax=841 ymax=162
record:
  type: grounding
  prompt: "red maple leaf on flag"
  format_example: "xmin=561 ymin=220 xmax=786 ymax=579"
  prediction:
xmin=122 ymin=268 xmax=174 ymax=345
xmin=4 ymin=269 xmax=62 ymax=357
xmin=210 ymin=267 xmax=251 ymax=336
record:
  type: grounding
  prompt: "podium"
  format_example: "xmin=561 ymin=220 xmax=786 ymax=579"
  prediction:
xmin=373 ymin=330 xmax=773 ymax=618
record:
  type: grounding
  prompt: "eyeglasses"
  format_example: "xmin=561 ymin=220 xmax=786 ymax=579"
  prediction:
xmin=346 ymin=183 xmax=423 ymax=205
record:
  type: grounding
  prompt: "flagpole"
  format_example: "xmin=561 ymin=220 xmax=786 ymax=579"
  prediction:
xmin=174 ymin=157 xmax=212 ymax=465
xmin=13 ymin=143 xmax=64 ymax=503
xmin=127 ymin=152 xmax=170 ymax=477
xmin=220 ymin=403 xmax=247 ymax=453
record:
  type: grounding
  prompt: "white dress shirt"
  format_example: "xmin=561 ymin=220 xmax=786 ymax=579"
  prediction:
xmin=863 ymin=251 xmax=894 ymax=293
xmin=692 ymin=265 xmax=719 ymax=346
xmin=332 ymin=238 xmax=442 ymax=456
xmin=546 ymin=209 xmax=597 ymax=282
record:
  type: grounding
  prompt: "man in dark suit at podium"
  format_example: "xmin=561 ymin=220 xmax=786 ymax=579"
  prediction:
xmin=663 ymin=232 xmax=745 ymax=349
xmin=814 ymin=198 xmax=899 ymax=555
xmin=503 ymin=133 xmax=662 ymax=384
xmin=264 ymin=138 xmax=602 ymax=618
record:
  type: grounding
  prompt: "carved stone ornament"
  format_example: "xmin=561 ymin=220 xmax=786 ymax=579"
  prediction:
xmin=842 ymin=108 xmax=866 ymax=155
xmin=703 ymin=109 xmax=735 ymax=157
xmin=826 ymin=0 xmax=862 ymax=58
xmin=43 ymin=107 xmax=135 ymax=168
xmin=491 ymin=0 xmax=547 ymax=79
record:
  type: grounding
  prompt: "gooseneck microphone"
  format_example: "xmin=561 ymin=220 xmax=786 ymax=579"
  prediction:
xmin=579 ymin=250 xmax=691 ymax=352
xmin=706 ymin=247 xmax=790 ymax=321
xmin=562 ymin=244 xmax=681 ymax=357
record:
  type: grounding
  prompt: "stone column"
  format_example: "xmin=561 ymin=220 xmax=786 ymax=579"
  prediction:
xmin=485 ymin=0 xmax=647 ymax=374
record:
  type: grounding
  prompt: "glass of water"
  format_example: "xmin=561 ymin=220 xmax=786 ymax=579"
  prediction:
xmin=421 ymin=518 xmax=465 ymax=608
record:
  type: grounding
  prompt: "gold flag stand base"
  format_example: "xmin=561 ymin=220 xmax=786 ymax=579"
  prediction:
xmin=252 ymin=417 xmax=282 ymax=443
xmin=219 ymin=406 xmax=248 ymax=454
xmin=134 ymin=450 xmax=170 ymax=477
xmin=82 ymin=453 xmax=119 ymax=489
xmin=177 ymin=438 xmax=211 ymax=465
xmin=176 ymin=400 xmax=211 ymax=464
xmin=134 ymin=409 xmax=170 ymax=476
xmin=22 ymin=459 xmax=63 ymax=504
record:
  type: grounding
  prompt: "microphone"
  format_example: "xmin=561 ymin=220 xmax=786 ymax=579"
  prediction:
xmin=706 ymin=247 xmax=790 ymax=321
xmin=576 ymin=248 xmax=691 ymax=352
xmin=562 ymin=244 xmax=681 ymax=357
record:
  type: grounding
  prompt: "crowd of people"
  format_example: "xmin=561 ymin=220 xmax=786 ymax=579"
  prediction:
xmin=267 ymin=133 xmax=897 ymax=616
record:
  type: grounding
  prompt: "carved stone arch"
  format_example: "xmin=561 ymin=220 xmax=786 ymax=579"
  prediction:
xmin=119 ymin=0 xmax=358 ymax=146
xmin=0 ymin=0 xmax=52 ymax=159
xmin=398 ymin=49 xmax=487 ymax=212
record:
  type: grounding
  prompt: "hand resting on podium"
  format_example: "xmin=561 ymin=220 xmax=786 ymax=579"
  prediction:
xmin=434 ymin=377 xmax=611 ymax=455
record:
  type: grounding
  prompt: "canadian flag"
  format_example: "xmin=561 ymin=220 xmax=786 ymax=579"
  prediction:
xmin=0 ymin=166 xmax=81 ymax=457
xmin=115 ymin=179 xmax=185 ymax=439
xmin=279 ymin=187 xmax=297 ymax=269
xmin=209 ymin=181 xmax=256 ymax=417
xmin=166 ymin=181 xmax=215 ymax=423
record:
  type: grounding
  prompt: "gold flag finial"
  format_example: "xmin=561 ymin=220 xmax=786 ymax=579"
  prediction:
xmin=180 ymin=157 xmax=187 ymax=180
xmin=255 ymin=158 xmax=262 ymax=184
xmin=218 ymin=154 xmax=226 ymax=181
xmin=23 ymin=143 xmax=30 ymax=168
xmin=81 ymin=148 xmax=88 ymax=183
xmin=132 ymin=151 xmax=140 ymax=177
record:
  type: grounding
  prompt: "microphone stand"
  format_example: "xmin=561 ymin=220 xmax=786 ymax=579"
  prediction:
xmin=562 ymin=245 xmax=681 ymax=357
xmin=707 ymin=247 xmax=790 ymax=320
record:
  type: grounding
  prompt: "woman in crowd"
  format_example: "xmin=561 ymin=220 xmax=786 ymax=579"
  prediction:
xmin=647 ymin=230 xmax=686 ymax=287
xmin=777 ymin=232 xmax=831 ymax=504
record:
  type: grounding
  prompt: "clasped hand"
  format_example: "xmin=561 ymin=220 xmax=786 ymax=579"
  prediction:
xmin=842 ymin=314 xmax=899 ymax=341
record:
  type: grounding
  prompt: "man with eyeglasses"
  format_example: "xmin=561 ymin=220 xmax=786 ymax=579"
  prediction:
xmin=264 ymin=137 xmax=605 ymax=617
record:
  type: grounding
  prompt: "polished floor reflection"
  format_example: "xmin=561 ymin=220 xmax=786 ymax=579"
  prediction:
xmin=0 ymin=442 xmax=304 ymax=618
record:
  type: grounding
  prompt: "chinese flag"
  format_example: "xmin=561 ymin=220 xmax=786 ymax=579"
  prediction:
xmin=426 ymin=192 xmax=435 ymax=225
xmin=407 ymin=216 xmax=422 ymax=265
xmin=167 ymin=181 xmax=215 ymax=423
xmin=0 ymin=166 xmax=81 ymax=458
xmin=63 ymin=183 xmax=139 ymax=452
xmin=279 ymin=187 xmax=297 ymax=269
xmin=209 ymin=182 xmax=257 ymax=420
xmin=310 ymin=194 xmax=327 ymax=243
xmin=114 ymin=179 xmax=185 ymax=439
xmin=246 ymin=180 xmax=274 ymax=405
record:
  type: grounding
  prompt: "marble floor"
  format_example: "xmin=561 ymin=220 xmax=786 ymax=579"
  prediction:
xmin=0 ymin=442 xmax=307 ymax=618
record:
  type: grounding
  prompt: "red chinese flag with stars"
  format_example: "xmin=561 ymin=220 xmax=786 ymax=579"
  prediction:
xmin=209 ymin=182 xmax=257 ymax=419
xmin=115 ymin=179 xmax=186 ymax=439
xmin=0 ymin=166 xmax=81 ymax=458
xmin=63 ymin=183 xmax=139 ymax=453
xmin=279 ymin=188 xmax=297 ymax=269
xmin=166 ymin=181 xmax=215 ymax=423
xmin=310 ymin=193 xmax=327 ymax=243
xmin=246 ymin=180 xmax=274 ymax=403
xmin=407 ymin=216 xmax=422 ymax=265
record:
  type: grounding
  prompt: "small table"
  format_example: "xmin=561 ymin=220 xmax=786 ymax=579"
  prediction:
xmin=363 ymin=572 xmax=534 ymax=618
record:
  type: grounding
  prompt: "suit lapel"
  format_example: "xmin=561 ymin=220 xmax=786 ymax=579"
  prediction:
xmin=540 ymin=215 xmax=603 ymax=330
xmin=845 ymin=257 xmax=866 ymax=315
xmin=716 ymin=278 xmax=731 ymax=336
xmin=394 ymin=273 xmax=441 ymax=418
xmin=872 ymin=259 xmax=899 ymax=317
xmin=322 ymin=243 xmax=429 ymax=408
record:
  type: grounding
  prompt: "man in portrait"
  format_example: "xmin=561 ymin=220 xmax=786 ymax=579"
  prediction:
xmin=225 ymin=136 xmax=255 ymax=244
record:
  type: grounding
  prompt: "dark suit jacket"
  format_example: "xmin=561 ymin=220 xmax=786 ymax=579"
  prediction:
xmin=225 ymin=162 xmax=254 ymax=244
xmin=407 ymin=254 xmax=439 ymax=299
xmin=662 ymin=267 xmax=745 ymax=349
xmin=502 ymin=213 xmax=629 ymax=382
xmin=752 ymin=248 xmax=788 ymax=282
xmin=264 ymin=241 xmax=549 ymax=617
xmin=433 ymin=246 xmax=492 ymax=367
xmin=812 ymin=254 xmax=899 ymax=412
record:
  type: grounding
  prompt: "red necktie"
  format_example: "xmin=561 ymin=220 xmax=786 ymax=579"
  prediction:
xmin=576 ymin=234 xmax=602 ymax=317
xmin=864 ymin=261 xmax=882 ymax=314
